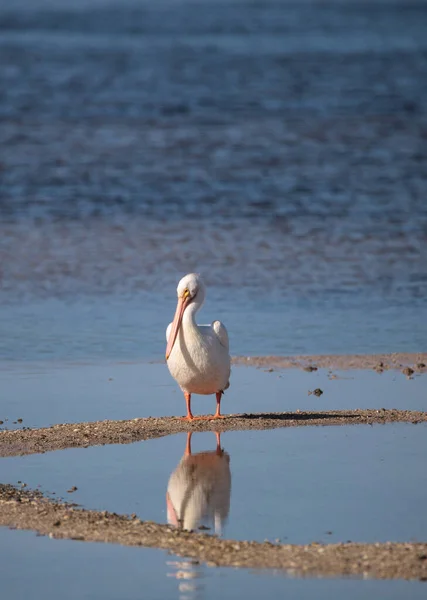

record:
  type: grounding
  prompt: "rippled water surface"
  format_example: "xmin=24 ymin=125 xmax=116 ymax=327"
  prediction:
xmin=1 ymin=0 xmax=426 ymax=359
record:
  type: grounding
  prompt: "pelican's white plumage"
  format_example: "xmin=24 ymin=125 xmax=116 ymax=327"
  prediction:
xmin=165 ymin=273 xmax=231 ymax=420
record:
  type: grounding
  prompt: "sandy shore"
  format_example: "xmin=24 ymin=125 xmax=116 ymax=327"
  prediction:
xmin=232 ymin=352 xmax=427 ymax=371
xmin=0 ymin=409 xmax=426 ymax=458
xmin=1 ymin=484 xmax=426 ymax=580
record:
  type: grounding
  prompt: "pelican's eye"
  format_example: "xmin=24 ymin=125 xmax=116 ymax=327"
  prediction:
xmin=183 ymin=289 xmax=191 ymax=299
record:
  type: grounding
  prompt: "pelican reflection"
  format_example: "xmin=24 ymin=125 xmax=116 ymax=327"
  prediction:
xmin=166 ymin=432 xmax=231 ymax=534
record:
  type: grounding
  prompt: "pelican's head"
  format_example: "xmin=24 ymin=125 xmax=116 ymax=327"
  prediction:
xmin=165 ymin=273 xmax=205 ymax=360
xmin=177 ymin=273 xmax=205 ymax=303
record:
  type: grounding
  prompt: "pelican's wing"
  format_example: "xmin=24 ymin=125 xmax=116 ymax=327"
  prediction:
xmin=166 ymin=322 xmax=173 ymax=342
xmin=212 ymin=320 xmax=229 ymax=350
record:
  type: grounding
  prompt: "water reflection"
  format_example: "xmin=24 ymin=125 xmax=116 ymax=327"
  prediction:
xmin=166 ymin=433 xmax=231 ymax=534
xmin=166 ymin=559 xmax=203 ymax=600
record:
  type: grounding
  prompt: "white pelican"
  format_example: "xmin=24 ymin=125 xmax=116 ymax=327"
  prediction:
xmin=165 ymin=273 xmax=231 ymax=421
xmin=166 ymin=432 xmax=231 ymax=533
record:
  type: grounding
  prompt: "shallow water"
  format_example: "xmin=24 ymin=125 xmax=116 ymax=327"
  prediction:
xmin=2 ymin=424 xmax=427 ymax=545
xmin=0 ymin=363 xmax=425 ymax=428
xmin=1 ymin=528 xmax=426 ymax=600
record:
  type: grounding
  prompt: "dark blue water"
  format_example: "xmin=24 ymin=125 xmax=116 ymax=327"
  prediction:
xmin=0 ymin=0 xmax=426 ymax=359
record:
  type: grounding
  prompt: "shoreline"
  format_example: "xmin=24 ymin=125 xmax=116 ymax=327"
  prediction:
xmin=0 ymin=484 xmax=426 ymax=580
xmin=232 ymin=352 xmax=427 ymax=372
xmin=0 ymin=409 xmax=426 ymax=458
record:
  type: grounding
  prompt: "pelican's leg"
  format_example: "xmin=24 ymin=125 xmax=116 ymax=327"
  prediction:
xmin=185 ymin=432 xmax=192 ymax=456
xmin=213 ymin=391 xmax=226 ymax=419
xmin=180 ymin=392 xmax=195 ymax=421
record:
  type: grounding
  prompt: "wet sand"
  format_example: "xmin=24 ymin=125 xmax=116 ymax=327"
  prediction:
xmin=232 ymin=353 xmax=427 ymax=372
xmin=1 ymin=484 xmax=426 ymax=580
xmin=1 ymin=409 xmax=426 ymax=458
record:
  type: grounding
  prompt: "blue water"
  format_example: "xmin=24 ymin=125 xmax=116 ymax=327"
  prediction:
xmin=1 ymin=292 xmax=427 ymax=361
xmin=0 ymin=0 xmax=426 ymax=360
xmin=1 ymin=529 xmax=426 ymax=600
xmin=1 ymin=363 xmax=425 ymax=428
xmin=2 ymin=424 xmax=427 ymax=545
